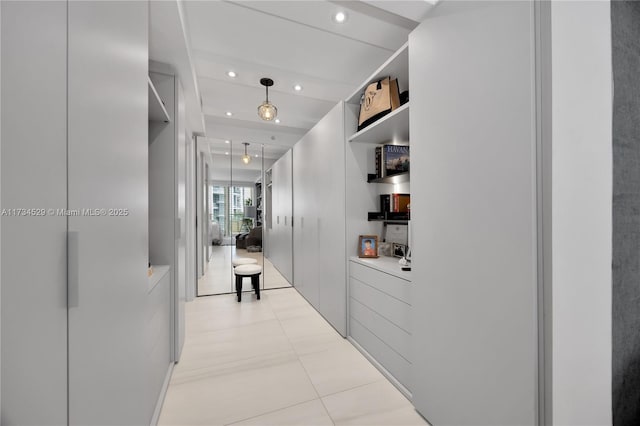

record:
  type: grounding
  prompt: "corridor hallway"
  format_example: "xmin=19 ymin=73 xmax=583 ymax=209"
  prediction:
xmin=158 ymin=288 xmax=428 ymax=425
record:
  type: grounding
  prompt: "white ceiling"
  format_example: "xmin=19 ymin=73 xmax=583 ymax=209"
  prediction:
xmin=178 ymin=0 xmax=434 ymax=161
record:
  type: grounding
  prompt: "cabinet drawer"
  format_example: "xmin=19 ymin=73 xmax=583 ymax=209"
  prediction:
xmin=350 ymin=319 xmax=412 ymax=392
xmin=349 ymin=261 xmax=411 ymax=304
xmin=350 ymin=277 xmax=411 ymax=332
xmin=350 ymin=298 xmax=411 ymax=360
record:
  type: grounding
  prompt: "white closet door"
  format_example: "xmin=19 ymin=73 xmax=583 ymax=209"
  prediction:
xmin=316 ymin=103 xmax=346 ymax=336
xmin=281 ymin=150 xmax=294 ymax=283
xmin=410 ymin=1 xmax=538 ymax=424
xmin=293 ymin=133 xmax=319 ymax=306
xmin=67 ymin=2 xmax=151 ymax=424
xmin=1 ymin=2 xmax=68 ymax=423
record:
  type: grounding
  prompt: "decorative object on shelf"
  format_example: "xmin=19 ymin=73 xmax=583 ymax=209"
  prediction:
xmin=400 ymin=90 xmax=409 ymax=105
xmin=384 ymin=222 xmax=408 ymax=246
xmin=378 ymin=241 xmax=393 ymax=257
xmin=358 ymin=235 xmax=379 ymax=258
xmin=393 ymin=243 xmax=408 ymax=258
xmin=357 ymin=77 xmax=400 ymax=131
xmin=376 ymin=144 xmax=409 ymax=178
xmin=241 ymin=142 xmax=251 ymax=165
xmin=258 ymin=78 xmax=277 ymax=121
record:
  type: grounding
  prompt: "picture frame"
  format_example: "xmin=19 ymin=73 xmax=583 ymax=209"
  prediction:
xmin=358 ymin=235 xmax=379 ymax=258
xmin=393 ymin=243 xmax=407 ymax=258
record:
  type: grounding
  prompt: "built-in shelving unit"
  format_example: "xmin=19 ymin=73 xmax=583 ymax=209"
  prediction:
xmin=344 ymin=41 xmax=412 ymax=397
xmin=148 ymin=77 xmax=170 ymax=123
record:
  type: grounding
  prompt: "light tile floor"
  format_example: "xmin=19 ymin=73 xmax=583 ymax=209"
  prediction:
xmin=198 ymin=245 xmax=291 ymax=296
xmin=158 ymin=287 xmax=429 ymax=426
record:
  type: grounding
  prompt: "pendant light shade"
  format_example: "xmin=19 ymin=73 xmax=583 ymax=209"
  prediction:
xmin=258 ymin=78 xmax=277 ymax=121
xmin=241 ymin=142 xmax=251 ymax=165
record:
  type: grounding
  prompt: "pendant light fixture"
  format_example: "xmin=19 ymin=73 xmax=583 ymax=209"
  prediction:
xmin=241 ymin=142 xmax=251 ymax=165
xmin=258 ymin=78 xmax=277 ymax=121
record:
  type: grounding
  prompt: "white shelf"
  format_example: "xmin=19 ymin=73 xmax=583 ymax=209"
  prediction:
xmin=148 ymin=265 xmax=170 ymax=293
xmin=348 ymin=103 xmax=410 ymax=144
xmin=346 ymin=42 xmax=409 ymax=105
xmin=148 ymin=77 xmax=170 ymax=123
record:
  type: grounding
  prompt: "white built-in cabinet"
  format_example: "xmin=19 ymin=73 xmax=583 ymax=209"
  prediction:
xmin=1 ymin=2 xmax=175 ymax=424
xmin=268 ymin=150 xmax=293 ymax=284
xmin=293 ymin=102 xmax=347 ymax=336
xmin=410 ymin=2 xmax=539 ymax=425
xmin=343 ymin=42 xmax=412 ymax=395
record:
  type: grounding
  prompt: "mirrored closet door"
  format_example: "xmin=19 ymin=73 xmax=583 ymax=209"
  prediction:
xmin=196 ymin=139 xmax=292 ymax=297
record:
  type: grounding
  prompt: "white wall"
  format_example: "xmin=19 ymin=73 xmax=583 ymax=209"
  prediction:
xmin=550 ymin=1 xmax=612 ymax=424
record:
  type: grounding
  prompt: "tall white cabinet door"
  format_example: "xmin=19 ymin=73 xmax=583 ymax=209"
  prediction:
xmin=315 ymin=103 xmax=346 ymax=336
xmin=293 ymin=133 xmax=319 ymax=306
xmin=67 ymin=2 xmax=151 ymax=425
xmin=281 ymin=150 xmax=293 ymax=283
xmin=1 ymin=2 xmax=68 ymax=423
xmin=410 ymin=2 xmax=538 ymax=425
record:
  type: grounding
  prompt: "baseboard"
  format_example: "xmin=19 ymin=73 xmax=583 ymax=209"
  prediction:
xmin=347 ymin=336 xmax=412 ymax=400
xmin=150 ymin=362 xmax=175 ymax=426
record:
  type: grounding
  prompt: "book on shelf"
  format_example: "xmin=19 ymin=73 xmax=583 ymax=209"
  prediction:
xmin=380 ymin=193 xmax=410 ymax=213
xmin=375 ymin=144 xmax=409 ymax=178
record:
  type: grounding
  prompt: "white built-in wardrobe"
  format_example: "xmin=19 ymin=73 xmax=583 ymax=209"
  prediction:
xmin=1 ymin=2 xmax=173 ymax=424
xmin=267 ymin=150 xmax=293 ymax=284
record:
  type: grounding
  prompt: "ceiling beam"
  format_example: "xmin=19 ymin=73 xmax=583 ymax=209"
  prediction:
xmin=224 ymin=0 xmax=396 ymax=52
xmin=327 ymin=1 xmax=419 ymax=30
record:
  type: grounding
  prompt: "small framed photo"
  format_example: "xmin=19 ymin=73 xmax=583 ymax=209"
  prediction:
xmin=358 ymin=235 xmax=379 ymax=258
xmin=393 ymin=243 xmax=407 ymax=258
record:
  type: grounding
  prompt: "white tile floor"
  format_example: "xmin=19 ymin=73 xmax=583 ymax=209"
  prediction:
xmin=158 ymin=288 xmax=429 ymax=426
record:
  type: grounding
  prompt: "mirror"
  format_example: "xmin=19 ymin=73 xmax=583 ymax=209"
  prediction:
xmin=196 ymin=139 xmax=291 ymax=297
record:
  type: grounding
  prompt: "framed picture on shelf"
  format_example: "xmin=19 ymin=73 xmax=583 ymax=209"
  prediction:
xmin=393 ymin=243 xmax=407 ymax=258
xmin=358 ymin=235 xmax=379 ymax=258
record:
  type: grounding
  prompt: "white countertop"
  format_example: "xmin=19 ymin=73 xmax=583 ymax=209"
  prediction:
xmin=350 ymin=256 xmax=412 ymax=281
xmin=148 ymin=265 xmax=170 ymax=293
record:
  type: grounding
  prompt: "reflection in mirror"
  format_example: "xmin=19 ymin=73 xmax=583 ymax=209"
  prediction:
xmin=197 ymin=138 xmax=233 ymax=296
xmin=197 ymin=139 xmax=291 ymax=298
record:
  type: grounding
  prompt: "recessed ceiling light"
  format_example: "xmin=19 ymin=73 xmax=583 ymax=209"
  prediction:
xmin=333 ymin=11 xmax=347 ymax=23
xmin=254 ymin=154 xmax=259 ymax=158
xmin=225 ymin=140 xmax=230 ymax=144
xmin=225 ymin=152 xmax=229 ymax=155
xmin=275 ymin=119 xmax=280 ymax=124
xmin=225 ymin=111 xmax=233 ymax=117
xmin=227 ymin=71 xmax=237 ymax=78
xmin=293 ymin=84 xmax=303 ymax=92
